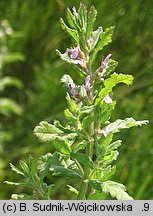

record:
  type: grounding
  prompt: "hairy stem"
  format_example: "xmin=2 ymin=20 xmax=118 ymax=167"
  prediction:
xmin=77 ymin=139 xmax=93 ymax=199
xmin=77 ymin=87 xmax=94 ymax=200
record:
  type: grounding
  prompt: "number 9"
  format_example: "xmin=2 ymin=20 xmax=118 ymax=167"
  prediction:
xmin=144 ymin=203 xmax=149 ymax=211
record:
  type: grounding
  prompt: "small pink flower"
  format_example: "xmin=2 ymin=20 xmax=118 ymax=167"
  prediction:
xmin=101 ymin=54 xmax=111 ymax=69
xmin=103 ymin=94 xmax=113 ymax=104
xmin=64 ymin=46 xmax=87 ymax=70
xmin=64 ymin=46 xmax=79 ymax=59
xmin=84 ymin=75 xmax=90 ymax=94
xmin=101 ymin=129 xmax=110 ymax=137
xmin=70 ymin=46 xmax=79 ymax=59
xmin=68 ymin=84 xmax=79 ymax=96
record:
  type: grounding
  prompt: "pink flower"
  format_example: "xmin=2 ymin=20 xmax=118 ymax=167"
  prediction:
xmin=64 ymin=46 xmax=87 ymax=70
xmin=70 ymin=47 xmax=79 ymax=59
xmin=84 ymin=75 xmax=90 ymax=94
xmin=101 ymin=129 xmax=110 ymax=137
xmin=101 ymin=54 xmax=111 ymax=69
xmin=68 ymin=84 xmax=79 ymax=97
xmin=103 ymin=94 xmax=113 ymax=104
xmin=65 ymin=46 xmax=79 ymax=59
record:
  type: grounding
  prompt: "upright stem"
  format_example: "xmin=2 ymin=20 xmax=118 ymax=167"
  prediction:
xmin=77 ymin=82 xmax=94 ymax=200
xmin=77 ymin=139 xmax=93 ymax=199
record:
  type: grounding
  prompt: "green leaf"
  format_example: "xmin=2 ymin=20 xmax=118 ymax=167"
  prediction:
xmin=80 ymin=105 xmax=94 ymax=114
xmin=67 ymin=185 xmax=78 ymax=195
xmin=60 ymin=74 xmax=75 ymax=88
xmin=101 ymin=165 xmax=116 ymax=181
xmin=77 ymin=85 xmax=87 ymax=98
xmin=9 ymin=163 xmax=25 ymax=176
xmin=66 ymin=8 xmax=77 ymax=29
xmin=60 ymin=18 xmax=79 ymax=43
xmin=29 ymin=156 xmax=37 ymax=178
xmin=102 ymin=181 xmax=133 ymax=200
xmin=89 ymin=180 xmax=133 ymax=200
xmin=53 ymin=120 xmax=73 ymax=132
xmin=0 ymin=98 xmax=22 ymax=116
xmin=107 ymin=140 xmax=122 ymax=152
xmin=0 ymin=76 xmax=23 ymax=92
xmin=5 ymin=53 xmax=25 ymax=63
xmin=78 ymin=3 xmax=87 ymax=30
xmin=88 ymin=27 xmax=103 ymax=52
xmin=11 ymin=193 xmax=34 ymax=200
xmin=66 ymin=93 xmax=78 ymax=114
xmin=71 ymin=152 xmax=94 ymax=169
xmin=52 ymin=140 xmax=71 ymax=154
xmin=4 ymin=181 xmax=28 ymax=186
xmin=89 ymin=180 xmax=102 ymax=191
xmin=38 ymin=153 xmax=52 ymax=181
xmin=86 ymin=5 xmax=97 ymax=39
xmin=34 ymin=121 xmax=77 ymax=143
xmin=50 ymin=152 xmax=81 ymax=178
xmin=72 ymin=140 xmax=87 ymax=153
xmin=99 ymin=101 xmax=116 ymax=124
xmin=101 ymin=59 xmax=118 ymax=77
xmin=102 ymin=150 xmax=119 ymax=166
xmin=95 ymin=73 xmax=134 ymax=105
xmin=57 ymin=51 xmax=87 ymax=76
xmin=82 ymin=115 xmax=94 ymax=128
xmin=71 ymin=7 xmax=81 ymax=32
xmin=88 ymin=192 xmax=107 ymax=200
xmin=64 ymin=108 xmax=78 ymax=122
xmin=46 ymin=184 xmax=54 ymax=199
xmin=90 ymin=26 xmax=114 ymax=63
xmin=19 ymin=160 xmax=29 ymax=175
xmin=98 ymin=134 xmax=113 ymax=155
xmin=105 ymin=117 xmax=149 ymax=134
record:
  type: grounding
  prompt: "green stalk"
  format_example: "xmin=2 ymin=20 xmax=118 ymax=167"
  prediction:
xmin=77 ymin=139 xmax=93 ymax=199
xmin=77 ymin=80 xmax=94 ymax=200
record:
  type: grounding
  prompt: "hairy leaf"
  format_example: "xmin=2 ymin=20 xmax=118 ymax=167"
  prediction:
xmin=80 ymin=105 xmax=94 ymax=114
xmin=38 ymin=153 xmax=52 ymax=181
xmin=51 ymin=140 xmax=71 ymax=154
xmin=82 ymin=115 xmax=94 ymax=128
xmin=11 ymin=194 xmax=34 ymax=200
xmin=107 ymin=140 xmax=122 ymax=152
xmin=99 ymin=150 xmax=119 ymax=166
xmin=60 ymin=18 xmax=79 ymax=43
xmin=50 ymin=152 xmax=81 ymax=178
xmin=9 ymin=163 xmax=25 ymax=176
xmin=72 ymin=140 xmax=87 ymax=153
xmin=19 ymin=160 xmax=29 ymax=175
xmin=105 ymin=117 xmax=149 ymax=133
xmin=90 ymin=26 xmax=114 ymax=63
xmin=66 ymin=93 xmax=78 ymax=114
xmin=86 ymin=5 xmax=97 ymax=39
xmin=95 ymin=73 xmax=134 ymax=105
xmin=67 ymin=185 xmax=78 ymax=195
xmin=88 ymin=27 xmax=103 ymax=52
xmin=66 ymin=8 xmax=77 ymax=29
xmin=57 ymin=51 xmax=87 ymax=76
xmin=101 ymin=59 xmax=118 ymax=77
xmin=71 ymin=152 xmax=94 ymax=169
xmin=64 ymin=108 xmax=78 ymax=122
xmin=99 ymin=101 xmax=116 ymax=124
xmin=78 ymin=3 xmax=87 ymax=30
xmin=102 ymin=181 xmax=133 ymax=200
xmin=34 ymin=121 xmax=77 ymax=143
xmin=61 ymin=74 xmax=75 ymax=88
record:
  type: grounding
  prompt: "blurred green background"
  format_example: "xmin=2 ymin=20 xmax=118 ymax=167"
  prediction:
xmin=0 ymin=0 xmax=152 ymax=199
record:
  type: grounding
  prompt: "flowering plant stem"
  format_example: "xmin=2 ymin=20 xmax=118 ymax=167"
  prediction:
xmin=5 ymin=3 xmax=149 ymax=200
